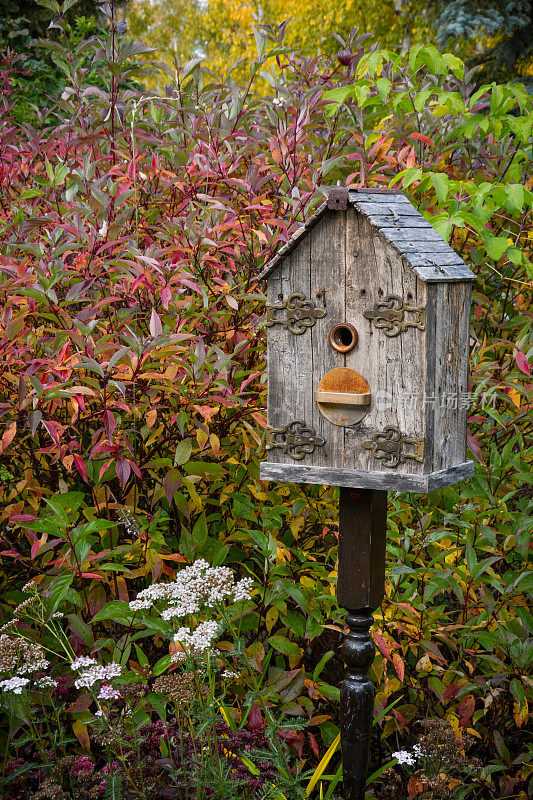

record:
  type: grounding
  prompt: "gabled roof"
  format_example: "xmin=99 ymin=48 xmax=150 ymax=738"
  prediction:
xmin=258 ymin=189 xmax=475 ymax=283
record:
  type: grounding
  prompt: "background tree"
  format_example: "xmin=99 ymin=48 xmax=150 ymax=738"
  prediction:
xmin=431 ymin=0 xmax=533 ymax=81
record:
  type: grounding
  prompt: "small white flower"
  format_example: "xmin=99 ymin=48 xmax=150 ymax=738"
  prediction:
xmin=22 ymin=580 xmax=37 ymax=594
xmin=36 ymin=676 xmax=56 ymax=690
xmin=392 ymin=750 xmax=416 ymax=766
xmin=222 ymin=669 xmax=239 ymax=680
xmin=233 ymin=578 xmax=253 ymax=602
xmin=0 ymin=676 xmax=30 ymax=694
xmin=74 ymin=663 xmax=122 ymax=689
xmin=95 ymin=709 xmax=104 ymax=717
xmin=71 ymin=656 xmax=97 ymax=671
xmin=98 ymin=684 xmax=121 ymax=700
xmin=52 ymin=612 xmax=64 ymax=619
xmin=173 ymin=620 xmax=219 ymax=654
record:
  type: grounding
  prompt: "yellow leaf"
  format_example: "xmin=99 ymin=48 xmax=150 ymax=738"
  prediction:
xmin=72 ymin=719 xmax=90 ymax=750
xmin=306 ymin=733 xmax=340 ymax=796
xmin=265 ymin=606 xmax=278 ymax=634
xmin=146 ymin=408 xmax=157 ymax=427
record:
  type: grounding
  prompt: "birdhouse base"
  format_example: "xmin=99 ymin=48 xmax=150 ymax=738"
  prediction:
xmin=259 ymin=460 xmax=474 ymax=493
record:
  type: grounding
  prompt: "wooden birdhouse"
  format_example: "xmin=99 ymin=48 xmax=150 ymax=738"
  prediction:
xmin=260 ymin=188 xmax=475 ymax=492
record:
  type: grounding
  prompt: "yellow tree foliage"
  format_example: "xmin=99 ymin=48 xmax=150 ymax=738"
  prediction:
xmin=126 ymin=0 xmax=436 ymax=80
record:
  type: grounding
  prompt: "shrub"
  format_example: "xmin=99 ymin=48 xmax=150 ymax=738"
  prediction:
xmin=0 ymin=7 xmax=531 ymax=799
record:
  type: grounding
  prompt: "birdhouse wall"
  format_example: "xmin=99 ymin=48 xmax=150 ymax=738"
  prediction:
xmin=266 ymin=208 xmax=430 ymax=478
xmin=424 ymin=280 xmax=471 ymax=471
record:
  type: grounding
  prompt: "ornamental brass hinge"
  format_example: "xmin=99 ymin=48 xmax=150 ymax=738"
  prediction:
xmin=265 ymin=292 xmax=326 ymax=335
xmin=266 ymin=421 xmax=326 ymax=460
xmin=363 ymin=294 xmax=426 ymax=337
xmin=362 ymin=426 xmax=424 ymax=468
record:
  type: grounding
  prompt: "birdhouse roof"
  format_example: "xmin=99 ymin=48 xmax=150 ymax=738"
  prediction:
xmin=258 ymin=189 xmax=475 ymax=283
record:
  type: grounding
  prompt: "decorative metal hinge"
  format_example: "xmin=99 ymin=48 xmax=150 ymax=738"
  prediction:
xmin=362 ymin=426 xmax=424 ymax=468
xmin=363 ymin=294 xmax=426 ymax=337
xmin=265 ymin=293 xmax=326 ymax=335
xmin=266 ymin=421 xmax=326 ymax=460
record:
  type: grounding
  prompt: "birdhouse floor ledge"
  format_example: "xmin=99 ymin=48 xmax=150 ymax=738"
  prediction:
xmin=259 ymin=461 xmax=475 ymax=493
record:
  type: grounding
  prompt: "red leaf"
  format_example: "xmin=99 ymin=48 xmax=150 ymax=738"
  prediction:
xmin=161 ymin=287 xmax=171 ymax=309
xmin=467 ymin=430 xmax=484 ymax=463
xmin=515 ymin=351 xmax=531 ymax=376
xmin=99 ymin=459 xmax=112 ymax=480
xmin=116 ymin=458 xmax=131 ymax=488
xmin=163 ymin=468 xmax=182 ymax=504
xmin=248 ymin=704 xmax=262 ymax=730
xmin=409 ymin=132 xmax=435 ymax=147
xmin=66 ymin=693 xmax=93 ymax=713
xmin=308 ymin=732 xmax=319 ymax=759
xmin=458 ymin=694 xmax=475 ymax=727
xmin=42 ymin=420 xmax=60 ymax=445
xmin=374 ymin=631 xmax=391 ymax=660
xmin=103 ymin=410 xmax=116 ymax=443
xmin=392 ymin=651 xmax=405 ymax=682
xmin=31 ymin=538 xmax=43 ymax=560
xmin=73 ymin=455 xmax=88 ymax=482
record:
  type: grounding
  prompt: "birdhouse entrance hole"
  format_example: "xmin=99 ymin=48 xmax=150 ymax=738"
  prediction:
xmin=329 ymin=323 xmax=358 ymax=353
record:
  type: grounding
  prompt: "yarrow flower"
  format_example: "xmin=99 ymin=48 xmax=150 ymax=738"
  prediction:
xmin=0 ymin=635 xmax=48 ymax=675
xmin=173 ymin=620 xmax=219 ymax=654
xmin=74 ymin=663 xmax=122 ymax=689
xmin=98 ymin=684 xmax=121 ymax=700
xmin=129 ymin=560 xmax=254 ymax=619
xmin=222 ymin=669 xmax=240 ymax=680
xmin=35 ymin=676 xmax=56 ymax=690
xmin=0 ymin=676 xmax=30 ymax=694
xmin=71 ymin=656 xmax=97 ymax=671
xmin=392 ymin=750 xmax=417 ymax=766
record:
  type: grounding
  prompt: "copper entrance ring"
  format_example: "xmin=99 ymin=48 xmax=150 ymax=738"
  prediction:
xmin=329 ymin=323 xmax=358 ymax=353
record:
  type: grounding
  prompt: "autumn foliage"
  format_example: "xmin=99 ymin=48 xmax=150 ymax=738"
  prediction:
xmin=0 ymin=10 xmax=531 ymax=800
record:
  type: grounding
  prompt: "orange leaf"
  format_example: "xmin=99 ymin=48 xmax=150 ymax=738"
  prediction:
xmin=0 ymin=422 xmax=17 ymax=454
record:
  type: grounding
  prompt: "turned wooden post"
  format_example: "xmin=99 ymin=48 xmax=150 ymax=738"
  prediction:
xmin=337 ymin=487 xmax=387 ymax=800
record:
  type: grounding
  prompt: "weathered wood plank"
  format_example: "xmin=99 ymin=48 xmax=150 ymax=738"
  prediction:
xmin=427 ymin=460 xmax=474 ymax=490
xmin=309 ymin=212 xmax=347 ymax=467
xmin=259 ymin=461 xmax=474 ymax=491
xmin=365 ymin=214 xmax=433 ymax=228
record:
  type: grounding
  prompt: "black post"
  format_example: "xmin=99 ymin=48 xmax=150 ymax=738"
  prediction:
xmin=337 ymin=487 xmax=388 ymax=800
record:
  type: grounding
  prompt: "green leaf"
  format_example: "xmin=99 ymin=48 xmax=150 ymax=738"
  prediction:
xmin=47 ymin=574 xmax=73 ymax=614
xmin=174 ymin=438 xmax=192 ymax=466
xmin=152 ymin=654 xmax=172 ymax=676
xmin=146 ymin=692 xmax=167 ymax=721
xmin=91 ymin=601 xmax=131 ymax=623
xmin=268 ymin=635 xmax=301 ymax=658
xmin=485 ymin=236 xmax=508 ymax=260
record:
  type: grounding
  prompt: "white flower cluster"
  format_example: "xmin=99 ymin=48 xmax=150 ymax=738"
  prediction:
xmin=74 ymin=663 xmax=122 ymax=689
xmin=129 ymin=560 xmax=253 ymax=617
xmin=0 ymin=676 xmax=30 ymax=695
xmin=98 ymin=684 xmax=121 ymax=700
xmin=173 ymin=620 xmax=219 ymax=654
xmin=222 ymin=669 xmax=240 ymax=680
xmin=35 ymin=676 xmax=56 ymax=690
xmin=71 ymin=656 xmax=97 ymax=671
xmin=392 ymin=750 xmax=417 ymax=766
xmin=233 ymin=578 xmax=253 ymax=602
